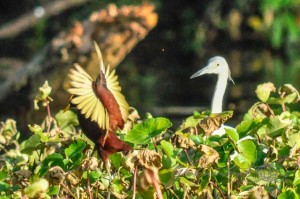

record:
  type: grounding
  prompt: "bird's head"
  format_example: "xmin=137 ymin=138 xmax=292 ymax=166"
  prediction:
xmin=190 ymin=56 xmax=234 ymax=84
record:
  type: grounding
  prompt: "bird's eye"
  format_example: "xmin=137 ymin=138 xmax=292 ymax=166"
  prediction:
xmin=217 ymin=64 xmax=219 ymax=66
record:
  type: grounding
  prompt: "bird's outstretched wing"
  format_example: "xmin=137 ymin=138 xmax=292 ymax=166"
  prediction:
xmin=67 ymin=43 xmax=129 ymax=131
xmin=68 ymin=63 xmax=109 ymax=130
xmin=94 ymin=44 xmax=129 ymax=124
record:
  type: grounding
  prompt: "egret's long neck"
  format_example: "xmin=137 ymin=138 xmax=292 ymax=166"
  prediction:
xmin=211 ymin=73 xmax=228 ymax=114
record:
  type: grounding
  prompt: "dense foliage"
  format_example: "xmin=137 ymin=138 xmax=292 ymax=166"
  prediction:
xmin=0 ymin=80 xmax=300 ymax=199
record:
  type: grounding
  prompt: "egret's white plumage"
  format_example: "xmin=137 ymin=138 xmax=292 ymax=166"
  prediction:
xmin=191 ymin=56 xmax=234 ymax=136
xmin=191 ymin=56 xmax=234 ymax=114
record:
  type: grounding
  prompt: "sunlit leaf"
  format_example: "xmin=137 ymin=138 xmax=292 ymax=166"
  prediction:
xmin=125 ymin=117 xmax=172 ymax=144
xmin=24 ymin=178 xmax=49 ymax=198
xmin=226 ymin=127 xmax=239 ymax=144
xmin=21 ymin=134 xmax=43 ymax=154
xmin=160 ymin=140 xmax=174 ymax=158
xmin=266 ymin=115 xmax=290 ymax=138
xmin=255 ymin=82 xmax=276 ymax=102
xmin=233 ymin=140 xmax=257 ymax=169
xmin=277 ymin=188 xmax=299 ymax=199
xmin=55 ymin=110 xmax=79 ymax=130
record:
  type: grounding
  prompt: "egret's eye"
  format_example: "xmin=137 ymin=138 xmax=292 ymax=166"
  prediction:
xmin=217 ymin=64 xmax=219 ymax=66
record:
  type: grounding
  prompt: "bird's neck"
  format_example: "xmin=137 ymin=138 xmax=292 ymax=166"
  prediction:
xmin=211 ymin=73 xmax=228 ymax=114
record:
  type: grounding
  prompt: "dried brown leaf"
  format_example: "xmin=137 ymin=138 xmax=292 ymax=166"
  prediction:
xmin=198 ymin=145 xmax=220 ymax=168
xmin=199 ymin=111 xmax=233 ymax=135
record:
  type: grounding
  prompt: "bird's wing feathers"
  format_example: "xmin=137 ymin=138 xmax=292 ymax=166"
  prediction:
xmin=94 ymin=43 xmax=129 ymax=123
xmin=68 ymin=63 xmax=109 ymax=130
xmin=104 ymin=65 xmax=129 ymax=122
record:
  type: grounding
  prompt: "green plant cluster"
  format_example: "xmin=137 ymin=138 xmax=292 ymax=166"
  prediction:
xmin=1 ymin=81 xmax=300 ymax=198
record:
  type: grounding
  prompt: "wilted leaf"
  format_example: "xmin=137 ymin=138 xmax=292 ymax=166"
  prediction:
xmin=198 ymin=145 xmax=220 ymax=168
xmin=137 ymin=149 xmax=162 ymax=169
xmin=125 ymin=117 xmax=172 ymax=144
xmin=46 ymin=166 xmax=65 ymax=185
xmin=175 ymin=133 xmax=195 ymax=149
xmin=0 ymin=119 xmax=18 ymax=145
xmin=199 ymin=111 xmax=233 ymax=135
xmin=255 ymin=82 xmax=276 ymax=102
xmin=34 ymin=81 xmax=53 ymax=110
xmin=279 ymin=84 xmax=300 ymax=103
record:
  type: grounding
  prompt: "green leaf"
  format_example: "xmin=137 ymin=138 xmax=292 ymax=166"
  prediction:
xmin=200 ymin=170 xmax=210 ymax=191
xmin=24 ymin=178 xmax=49 ymax=198
xmin=0 ymin=181 xmax=10 ymax=192
xmin=21 ymin=134 xmax=42 ymax=154
xmin=64 ymin=140 xmax=86 ymax=160
xmin=55 ymin=110 xmax=79 ymax=130
xmin=293 ymin=170 xmax=300 ymax=187
xmin=160 ymin=140 xmax=174 ymax=158
xmin=225 ymin=128 xmax=239 ymax=144
xmin=110 ymin=153 xmax=123 ymax=169
xmin=278 ymin=188 xmax=299 ymax=199
xmin=255 ymin=82 xmax=276 ymax=102
xmin=233 ymin=140 xmax=257 ymax=169
xmin=48 ymin=185 xmax=60 ymax=195
xmin=40 ymin=153 xmax=64 ymax=176
xmin=125 ymin=117 xmax=172 ymax=144
xmin=28 ymin=124 xmax=49 ymax=142
xmin=266 ymin=115 xmax=290 ymax=138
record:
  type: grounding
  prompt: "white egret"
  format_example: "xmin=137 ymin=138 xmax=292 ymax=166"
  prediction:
xmin=190 ymin=56 xmax=234 ymax=136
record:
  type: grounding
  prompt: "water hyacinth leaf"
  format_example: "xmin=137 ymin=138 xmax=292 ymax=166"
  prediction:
xmin=293 ymin=170 xmax=300 ymax=187
xmin=110 ymin=153 xmax=123 ymax=169
xmin=55 ymin=110 xmax=79 ymax=130
xmin=0 ymin=181 xmax=10 ymax=192
xmin=34 ymin=81 xmax=53 ymax=110
xmin=200 ymin=170 xmax=210 ymax=191
xmin=199 ymin=111 xmax=233 ymax=135
xmin=255 ymin=82 xmax=276 ymax=102
xmin=177 ymin=114 xmax=201 ymax=132
xmin=48 ymin=185 xmax=60 ymax=196
xmin=125 ymin=117 xmax=172 ymax=144
xmin=225 ymin=127 xmax=239 ymax=144
xmin=64 ymin=140 xmax=86 ymax=159
xmin=277 ymin=188 xmax=298 ymax=199
xmin=28 ymin=124 xmax=49 ymax=142
xmin=159 ymin=168 xmax=174 ymax=185
xmin=24 ymin=178 xmax=49 ymax=198
xmin=279 ymin=84 xmax=300 ymax=103
xmin=160 ymin=140 xmax=174 ymax=158
xmin=198 ymin=145 xmax=219 ymax=168
xmin=233 ymin=140 xmax=257 ymax=169
xmin=266 ymin=115 xmax=290 ymax=138
xmin=21 ymin=134 xmax=42 ymax=154
xmin=40 ymin=153 xmax=65 ymax=176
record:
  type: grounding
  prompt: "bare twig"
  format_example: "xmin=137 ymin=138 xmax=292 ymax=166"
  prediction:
xmin=0 ymin=0 xmax=88 ymax=40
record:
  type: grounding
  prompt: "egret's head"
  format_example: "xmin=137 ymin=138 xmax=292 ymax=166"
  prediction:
xmin=190 ymin=56 xmax=234 ymax=84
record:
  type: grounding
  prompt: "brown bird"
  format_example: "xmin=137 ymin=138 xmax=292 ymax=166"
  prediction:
xmin=67 ymin=43 xmax=131 ymax=166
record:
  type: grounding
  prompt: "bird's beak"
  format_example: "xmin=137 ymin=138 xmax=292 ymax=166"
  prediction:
xmin=190 ymin=64 xmax=211 ymax=79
